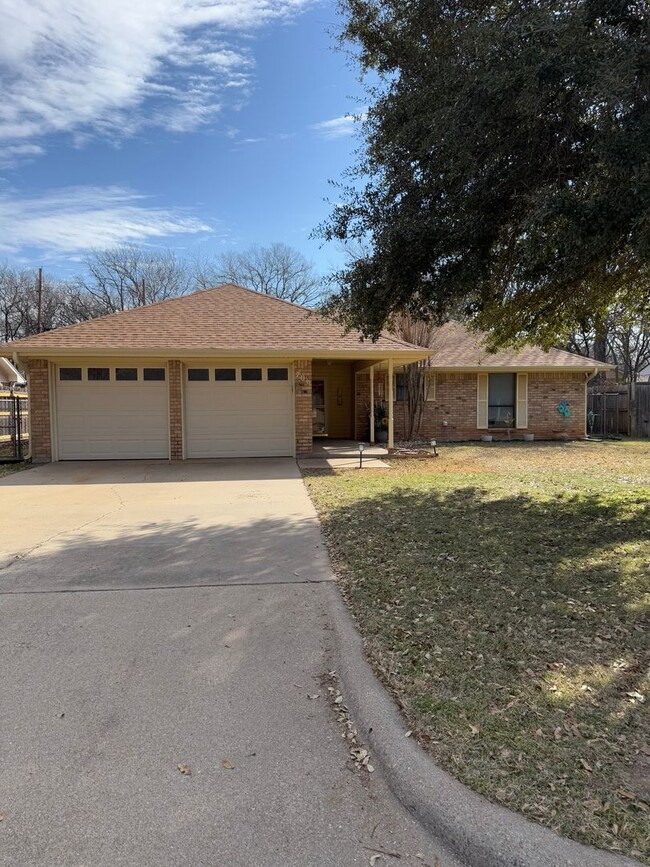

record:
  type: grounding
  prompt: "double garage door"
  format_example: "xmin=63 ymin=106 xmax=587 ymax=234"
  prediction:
xmin=55 ymin=363 xmax=294 ymax=460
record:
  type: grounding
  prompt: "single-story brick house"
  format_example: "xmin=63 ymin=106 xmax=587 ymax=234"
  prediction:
xmin=2 ymin=284 xmax=609 ymax=461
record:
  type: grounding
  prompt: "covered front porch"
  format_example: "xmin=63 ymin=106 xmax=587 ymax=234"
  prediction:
xmin=309 ymin=358 xmax=398 ymax=450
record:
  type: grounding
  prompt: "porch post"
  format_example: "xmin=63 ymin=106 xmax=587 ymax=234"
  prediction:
xmin=387 ymin=357 xmax=394 ymax=449
xmin=369 ymin=364 xmax=375 ymax=443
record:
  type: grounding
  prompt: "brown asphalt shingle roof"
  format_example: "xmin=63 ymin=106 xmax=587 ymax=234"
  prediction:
xmin=427 ymin=321 xmax=610 ymax=369
xmin=3 ymin=285 xmax=609 ymax=370
xmin=4 ymin=284 xmax=423 ymax=357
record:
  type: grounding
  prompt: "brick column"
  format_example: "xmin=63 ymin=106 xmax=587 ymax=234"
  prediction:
xmin=168 ymin=360 xmax=183 ymax=460
xmin=294 ymin=360 xmax=312 ymax=455
xmin=25 ymin=358 xmax=52 ymax=462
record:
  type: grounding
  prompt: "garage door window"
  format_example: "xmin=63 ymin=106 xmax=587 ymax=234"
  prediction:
xmin=59 ymin=367 xmax=82 ymax=381
xmin=188 ymin=369 xmax=209 ymax=382
xmin=267 ymin=368 xmax=288 ymax=381
xmin=116 ymin=367 xmax=138 ymax=381
xmin=88 ymin=367 xmax=110 ymax=381
xmin=241 ymin=368 xmax=262 ymax=381
xmin=215 ymin=368 xmax=236 ymax=381
xmin=143 ymin=368 xmax=165 ymax=381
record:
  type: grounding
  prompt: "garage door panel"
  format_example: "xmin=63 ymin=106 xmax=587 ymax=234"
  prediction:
xmin=185 ymin=376 xmax=293 ymax=458
xmin=56 ymin=381 xmax=168 ymax=460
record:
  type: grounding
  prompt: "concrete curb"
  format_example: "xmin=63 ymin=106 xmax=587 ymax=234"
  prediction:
xmin=325 ymin=583 xmax=640 ymax=867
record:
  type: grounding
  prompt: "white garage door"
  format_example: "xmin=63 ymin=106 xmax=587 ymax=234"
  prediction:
xmin=185 ymin=364 xmax=293 ymax=458
xmin=56 ymin=364 xmax=169 ymax=460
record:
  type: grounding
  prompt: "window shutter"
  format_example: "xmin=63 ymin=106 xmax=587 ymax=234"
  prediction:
xmin=477 ymin=373 xmax=488 ymax=429
xmin=425 ymin=372 xmax=436 ymax=401
xmin=516 ymin=373 xmax=528 ymax=428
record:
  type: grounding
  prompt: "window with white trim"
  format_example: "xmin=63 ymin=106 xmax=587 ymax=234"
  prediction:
xmin=59 ymin=367 xmax=82 ymax=381
xmin=88 ymin=367 xmax=110 ymax=381
xmin=188 ymin=369 xmax=209 ymax=382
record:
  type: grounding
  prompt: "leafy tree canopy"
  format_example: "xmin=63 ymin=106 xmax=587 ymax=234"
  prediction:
xmin=321 ymin=0 xmax=650 ymax=348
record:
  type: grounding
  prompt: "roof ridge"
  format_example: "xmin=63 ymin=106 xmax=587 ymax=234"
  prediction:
xmin=220 ymin=282 xmax=315 ymax=314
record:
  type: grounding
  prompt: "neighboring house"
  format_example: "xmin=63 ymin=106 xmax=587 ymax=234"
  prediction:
xmin=0 ymin=357 xmax=27 ymax=391
xmin=1 ymin=284 xmax=610 ymax=462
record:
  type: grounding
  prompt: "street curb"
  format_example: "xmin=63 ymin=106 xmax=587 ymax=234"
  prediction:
xmin=325 ymin=583 xmax=640 ymax=867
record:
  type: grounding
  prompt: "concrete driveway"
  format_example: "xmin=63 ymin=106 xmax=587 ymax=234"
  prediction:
xmin=0 ymin=460 xmax=459 ymax=867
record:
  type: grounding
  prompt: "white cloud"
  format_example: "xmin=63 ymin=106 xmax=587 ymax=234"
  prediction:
xmin=0 ymin=143 xmax=45 ymax=168
xmin=0 ymin=0 xmax=313 ymax=151
xmin=310 ymin=114 xmax=361 ymax=140
xmin=0 ymin=186 xmax=212 ymax=255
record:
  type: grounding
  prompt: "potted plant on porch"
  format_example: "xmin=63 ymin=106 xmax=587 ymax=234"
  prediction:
xmin=371 ymin=401 xmax=389 ymax=443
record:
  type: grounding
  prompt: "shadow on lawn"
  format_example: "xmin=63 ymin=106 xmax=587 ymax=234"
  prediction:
xmin=319 ymin=482 xmax=650 ymax=821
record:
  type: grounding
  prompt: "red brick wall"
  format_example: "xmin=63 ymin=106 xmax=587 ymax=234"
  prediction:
xmin=356 ymin=369 xmax=587 ymax=442
xmin=294 ymin=360 xmax=312 ymax=454
xmin=168 ymin=360 xmax=183 ymax=460
xmin=25 ymin=358 xmax=52 ymax=462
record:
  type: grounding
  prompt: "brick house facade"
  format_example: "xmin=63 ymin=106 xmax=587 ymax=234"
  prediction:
xmin=25 ymin=358 xmax=52 ymax=463
xmin=356 ymin=368 xmax=588 ymax=442
xmin=294 ymin=360 xmax=313 ymax=455
xmin=5 ymin=288 xmax=609 ymax=462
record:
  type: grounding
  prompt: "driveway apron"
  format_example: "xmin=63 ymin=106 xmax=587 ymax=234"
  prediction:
xmin=0 ymin=460 xmax=460 ymax=867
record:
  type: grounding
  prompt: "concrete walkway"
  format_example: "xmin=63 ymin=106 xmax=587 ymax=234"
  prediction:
xmin=298 ymin=439 xmax=391 ymax=470
xmin=0 ymin=460 xmax=459 ymax=867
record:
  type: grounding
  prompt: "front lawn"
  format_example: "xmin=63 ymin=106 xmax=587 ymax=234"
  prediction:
xmin=304 ymin=441 xmax=649 ymax=862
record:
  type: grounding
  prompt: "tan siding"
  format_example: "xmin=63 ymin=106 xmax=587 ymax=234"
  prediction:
xmin=312 ymin=361 xmax=354 ymax=438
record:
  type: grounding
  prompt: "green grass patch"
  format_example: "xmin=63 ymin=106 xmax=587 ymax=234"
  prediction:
xmin=305 ymin=441 xmax=650 ymax=862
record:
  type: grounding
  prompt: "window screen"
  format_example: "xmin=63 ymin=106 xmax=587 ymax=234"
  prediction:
xmin=488 ymin=373 xmax=516 ymax=428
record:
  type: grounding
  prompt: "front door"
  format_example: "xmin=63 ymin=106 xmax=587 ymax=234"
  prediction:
xmin=312 ymin=379 xmax=326 ymax=435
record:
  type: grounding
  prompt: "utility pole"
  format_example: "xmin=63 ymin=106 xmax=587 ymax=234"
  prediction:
xmin=37 ymin=267 xmax=43 ymax=333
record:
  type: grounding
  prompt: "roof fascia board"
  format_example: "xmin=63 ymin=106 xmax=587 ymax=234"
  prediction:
xmin=427 ymin=364 xmax=613 ymax=372
xmin=11 ymin=348 xmax=431 ymax=362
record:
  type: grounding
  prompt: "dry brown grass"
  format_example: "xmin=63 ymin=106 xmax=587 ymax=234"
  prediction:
xmin=305 ymin=440 xmax=650 ymax=862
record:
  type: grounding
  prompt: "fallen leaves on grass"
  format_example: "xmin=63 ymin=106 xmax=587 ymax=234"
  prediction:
xmin=305 ymin=442 xmax=650 ymax=863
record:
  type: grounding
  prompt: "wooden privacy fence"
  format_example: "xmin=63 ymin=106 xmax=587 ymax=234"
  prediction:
xmin=0 ymin=392 xmax=29 ymax=461
xmin=588 ymin=382 xmax=650 ymax=437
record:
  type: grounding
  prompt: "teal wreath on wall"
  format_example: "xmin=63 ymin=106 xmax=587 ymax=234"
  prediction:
xmin=557 ymin=400 xmax=571 ymax=419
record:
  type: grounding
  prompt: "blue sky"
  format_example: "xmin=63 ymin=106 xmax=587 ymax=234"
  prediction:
xmin=0 ymin=0 xmax=364 ymax=278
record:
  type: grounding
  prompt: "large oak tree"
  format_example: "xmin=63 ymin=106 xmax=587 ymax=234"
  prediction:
xmin=321 ymin=0 xmax=650 ymax=347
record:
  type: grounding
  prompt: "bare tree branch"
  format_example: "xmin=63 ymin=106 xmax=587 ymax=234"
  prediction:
xmin=191 ymin=243 xmax=324 ymax=307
